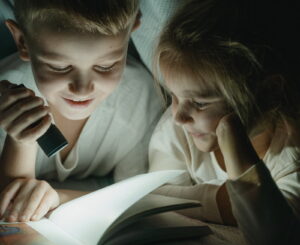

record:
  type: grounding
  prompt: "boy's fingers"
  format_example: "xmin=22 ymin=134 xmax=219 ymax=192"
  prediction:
xmin=0 ymin=97 xmax=44 ymax=130
xmin=21 ymin=182 xmax=49 ymax=222
xmin=31 ymin=191 xmax=55 ymax=221
xmin=19 ymin=114 xmax=52 ymax=142
xmin=32 ymin=187 xmax=60 ymax=221
xmin=6 ymin=180 xmax=36 ymax=222
xmin=0 ymin=80 xmax=13 ymax=92
xmin=0 ymin=180 xmax=22 ymax=218
xmin=0 ymin=83 xmax=34 ymax=112
xmin=7 ymin=107 xmax=50 ymax=139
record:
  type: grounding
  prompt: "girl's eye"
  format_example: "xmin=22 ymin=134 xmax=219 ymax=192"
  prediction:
xmin=48 ymin=65 xmax=72 ymax=73
xmin=94 ymin=64 xmax=115 ymax=72
xmin=192 ymin=100 xmax=209 ymax=109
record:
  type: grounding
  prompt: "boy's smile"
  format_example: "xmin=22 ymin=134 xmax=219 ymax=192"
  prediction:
xmin=23 ymin=28 xmax=131 ymax=120
xmin=63 ymin=98 xmax=94 ymax=108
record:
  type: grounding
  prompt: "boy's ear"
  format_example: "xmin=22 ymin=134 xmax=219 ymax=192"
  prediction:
xmin=131 ymin=11 xmax=141 ymax=32
xmin=5 ymin=19 xmax=30 ymax=61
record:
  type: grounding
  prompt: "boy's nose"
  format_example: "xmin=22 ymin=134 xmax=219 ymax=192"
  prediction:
xmin=69 ymin=78 xmax=94 ymax=96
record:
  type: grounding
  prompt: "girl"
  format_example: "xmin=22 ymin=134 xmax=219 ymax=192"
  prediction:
xmin=149 ymin=0 xmax=300 ymax=244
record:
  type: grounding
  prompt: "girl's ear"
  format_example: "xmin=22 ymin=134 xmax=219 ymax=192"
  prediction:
xmin=5 ymin=19 xmax=30 ymax=61
xmin=131 ymin=10 xmax=141 ymax=32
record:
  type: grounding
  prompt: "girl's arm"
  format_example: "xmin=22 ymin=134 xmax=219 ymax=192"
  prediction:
xmin=152 ymin=181 xmax=236 ymax=225
xmin=149 ymin=110 xmax=237 ymax=224
xmin=215 ymin=113 xmax=260 ymax=180
xmin=149 ymin=110 xmax=299 ymax=234
xmin=216 ymin=114 xmax=300 ymax=245
xmin=225 ymin=161 xmax=299 ymax=245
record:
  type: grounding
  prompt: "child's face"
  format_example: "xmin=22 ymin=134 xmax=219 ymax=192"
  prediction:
xmin=163 ymin=70 xmax=229 ymax=152
xmin=26 ymin=28 xmax=130 ymax=120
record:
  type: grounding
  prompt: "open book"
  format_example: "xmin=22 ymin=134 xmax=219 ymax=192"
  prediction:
xmin=1 ymin=170 xmax=211 ymax=245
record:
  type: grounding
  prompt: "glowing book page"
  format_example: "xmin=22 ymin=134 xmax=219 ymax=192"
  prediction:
xmin=28 ymin=170 xmax=184 ymax=245
xmin=27 ymin=219 xmax=81 ymax=245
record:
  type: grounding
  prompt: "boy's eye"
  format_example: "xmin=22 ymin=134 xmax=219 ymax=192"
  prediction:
xmin=94 ymin=64 xmax=115 ymax=72
xmin=48 ymin=65 xmax=72 ymax=73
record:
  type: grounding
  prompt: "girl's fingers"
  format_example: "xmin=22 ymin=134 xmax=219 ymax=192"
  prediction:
xmin=0 ymin=180 xmax=22 ymax=219
xmin=20 ymin=181 xmax=50 ymax=222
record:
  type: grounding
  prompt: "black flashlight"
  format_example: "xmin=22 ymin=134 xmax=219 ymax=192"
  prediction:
xmin=14 ymin=84 xmax=68 ymax=157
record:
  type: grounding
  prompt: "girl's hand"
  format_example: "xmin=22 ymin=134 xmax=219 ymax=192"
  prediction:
xmin=0 ymin=178 xmax=60 ymax=222
xmin=216 ymin=113 xmax=260 ymax=178
xmin=0 ymin=80 xmax=52 ymax=145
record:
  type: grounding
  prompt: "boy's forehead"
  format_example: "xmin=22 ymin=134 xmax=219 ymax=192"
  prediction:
xmin=30 ymin=25 xmax=131 ymax=45
xmin=28 ymin=27 xmax=130 ymax=61
xmin=37 ymin=48 xmax=125 ymax=62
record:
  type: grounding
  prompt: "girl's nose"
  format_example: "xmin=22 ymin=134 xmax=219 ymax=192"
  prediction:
xmin=173 ymin=105 xmax=193 ymax=125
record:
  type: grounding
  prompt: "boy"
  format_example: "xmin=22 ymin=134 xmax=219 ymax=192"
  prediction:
xmin=0 ymin=0 xmax=162 ymax=223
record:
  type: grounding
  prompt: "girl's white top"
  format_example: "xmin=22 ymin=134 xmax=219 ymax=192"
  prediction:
xmin=149 ymin=108 xmax=300 ymax=244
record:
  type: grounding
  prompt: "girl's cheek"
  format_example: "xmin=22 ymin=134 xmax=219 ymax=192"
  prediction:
xmin=194 ymin=111 xmax=213 ymax=128
xmin=200 ymin=110 xmax=224 ymax=131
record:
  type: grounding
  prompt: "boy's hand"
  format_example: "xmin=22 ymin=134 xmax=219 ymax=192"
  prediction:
xmin=0 ymin=178 xmax=60 ymax=222
xmin=0 ymin=80 xmax=52 ymax=145
xmin=216 ymin=113 xmax=259 ymax=178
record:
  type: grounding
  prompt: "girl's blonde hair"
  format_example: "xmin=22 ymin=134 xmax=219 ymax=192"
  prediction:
xmin=14 ymin=0 xmax=139 ymax=36
xmin=155 ymin=0 xmax=299 ymax=133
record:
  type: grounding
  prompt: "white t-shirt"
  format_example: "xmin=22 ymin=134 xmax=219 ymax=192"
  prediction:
xmin=149 ymin=108 xmax=300 ymax=244
xmin=0 ymin=53 xmax=163 ymax=184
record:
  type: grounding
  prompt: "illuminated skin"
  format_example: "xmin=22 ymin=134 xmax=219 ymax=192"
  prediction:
xmin=163 ymin=70 xmax=229 ymax=153
xmin=163 ymin=67 xmax=270 ymax=225
xmin=0 ymin=18 xmax=140 ymax=223
xmin=29 ymin=28 xmax=130 ymax=121
xmin=163 ymin=68 xmax=266 ymax=178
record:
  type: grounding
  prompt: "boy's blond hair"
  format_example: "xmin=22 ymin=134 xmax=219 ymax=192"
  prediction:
xmin=14 ymin=0 xmax=139 ymax=36
xmin=155 ymin=0 xmax=299 ymax=134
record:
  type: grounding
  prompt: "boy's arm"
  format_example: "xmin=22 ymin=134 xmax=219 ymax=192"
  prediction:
xmin=0 ymin=176 xmax=90 ymax=223
xmin=0 ymin=135 xmax=38 ymax=222
xmin=0 ymin=134 xmax=89 ymax=222
xmin=0 ymin=80 xmax=53 ymax=222
xmin=56 ymin=189 xmax=90 ymax=204
xmin=0 ymin=79 xmax=51 ymax=187
xmin=0 ymin=135 xmax=37 ymax=190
